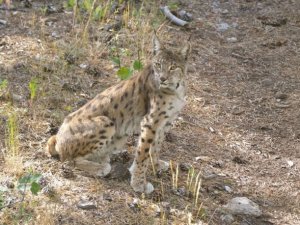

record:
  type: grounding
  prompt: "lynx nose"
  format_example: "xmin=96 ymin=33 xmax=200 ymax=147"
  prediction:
xmin=160 ymin=76 xmax=167 ymax=82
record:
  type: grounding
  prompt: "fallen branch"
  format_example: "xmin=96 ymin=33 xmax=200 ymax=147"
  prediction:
xmin=160 ymin=6 xmax=188 ymax=27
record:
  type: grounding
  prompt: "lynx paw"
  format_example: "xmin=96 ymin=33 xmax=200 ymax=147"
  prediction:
xmin=96 ymin=163 xmax=111 ymax=177
xmin=131 ymin=181 xmax=154 ymax=194
xmin=156 ymin=160 xmax=169 ymax=172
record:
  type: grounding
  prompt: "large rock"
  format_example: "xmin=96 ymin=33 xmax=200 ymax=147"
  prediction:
xmin=223 ymin=197 xmax=262 ymax=217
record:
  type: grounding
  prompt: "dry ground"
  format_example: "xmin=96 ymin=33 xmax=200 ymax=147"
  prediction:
xmin=0 ymin=0 xmax=299 ymax=224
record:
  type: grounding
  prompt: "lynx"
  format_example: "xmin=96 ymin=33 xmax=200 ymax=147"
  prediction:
xmin=46 ymin=34 xmax=190 ymax=193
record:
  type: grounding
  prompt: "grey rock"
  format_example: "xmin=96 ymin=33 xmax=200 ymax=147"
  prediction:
xmin=77 ymin=200 xmax=97 ymax=210
xmin=179 ymin=162 xmax=192 ymax=171
xmin=227 ymin=37 xmax=237 ymax=43
xmin=0 ymin=19 xmax=7 ymax=25
xmin=178 ymin=10 xmax=193 ymax=21
xmin=275 ymin=92 xmax=288 ymax=100
xmin=224 ymin=185 xmax=233 ymax=193
xmin=224 ymin=197 xmax=262 ymax=217
xmin=217 ymin=22 xmax=230 ymax=32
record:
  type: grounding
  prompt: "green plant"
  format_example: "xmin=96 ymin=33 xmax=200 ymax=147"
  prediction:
xmin=133 ymin=59 xmax=143 ymax=71
xmin=113 ymin=57 xmax=143 ymax=80
xmin=0 ymin=79 xmax=8 ymax=89
xmin=81 ymin=0 xmax=93 ymax=12
xmin=111 ymin=56 xmax=121 ymax=68
xmin=0 ymin=79 xmax=9 ymax=98
xmin=17 ymin=173 xmax=42 ymax=196
xmin=0 ymin=173 xmax=42 ymax=212
xmin=7 ymin=113 xmax=19 ymax=157
xmin=66 ymin=0 xmax=76 ymax=8
xmin=168 ymin=2 xmax=179 ymax=10
xmin=29 ymin=77 xmax=38 ymax=101
xmin=0 ymin=186 xmax=8 ymax=210
xmin=117 ymin=66 xmax=133 ymax=80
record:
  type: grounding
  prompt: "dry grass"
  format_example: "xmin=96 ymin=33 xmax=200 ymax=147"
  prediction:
xmin=1 ymin=0 xmax=300 ymax=224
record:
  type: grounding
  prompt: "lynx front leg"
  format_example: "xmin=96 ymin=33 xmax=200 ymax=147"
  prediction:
xmin=129 ymin=121 xmax=156 ymax=193
xmin=150 ymin=132 xmax=169 ymax=173
xmin=130 ymin=114 xmax=170 ymax=193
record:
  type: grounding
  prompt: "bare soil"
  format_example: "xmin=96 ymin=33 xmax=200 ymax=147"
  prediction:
xmin=0 ymin=0 xmax=299 ymax=225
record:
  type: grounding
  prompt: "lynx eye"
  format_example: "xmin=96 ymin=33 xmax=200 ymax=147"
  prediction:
xmin=169 ymin=65 xmax=177 ymax=71
xmin=154 ymin=62 xmax=161 ymax=69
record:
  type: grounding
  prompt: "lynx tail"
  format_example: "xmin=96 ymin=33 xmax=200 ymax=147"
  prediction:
xmin=46 ymin=135 xmax=58 ymax=157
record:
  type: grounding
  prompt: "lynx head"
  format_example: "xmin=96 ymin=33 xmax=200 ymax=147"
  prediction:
xmin=152 ymin=34 xmax=190 ymax=91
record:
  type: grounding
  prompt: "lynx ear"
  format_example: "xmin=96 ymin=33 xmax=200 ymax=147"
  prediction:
xmin=181 ymin=43 xmax=191 ymax=61
xmin=152 ymin=33 xmax=161 ymax=55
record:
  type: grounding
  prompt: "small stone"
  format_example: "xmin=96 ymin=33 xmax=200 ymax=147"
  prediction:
xmin=76 ymin=99 xmax=88 ymax=108
xmin=209 ymin=127 xmax=216 ymax=133
xmin=102 ymin=193 xmax=113 ymax=202
xmin=287 ymin=160 xmax=294 ymax=168
xmin=172 ymin=187 xmax=187 ymax=196
xmin=23 ymin=0 xmax=32 ymax=8
xmin=261 ymin=79 xmax=273 ymax=87
xmin=108 ymin=162 xmax=130 ymax=180
xmin=51 ymin=32 xmax=60 ymax=38
xmin=86 ymin=65 xmax=105 ymax=77
xmin=60 ymin=164 xmax=75 ymax=179
xmin=195 ymin=156 xmax=211 ymax=162
xmin=224 ymin=197 xmax=262 ymax=217
xmin=77 ymin=200 xmax=97 ymax=210
xmin=221 ymin=9 xmax=229 ymax=14
xmin=46 ymin=5 xmax=58 ymax=15
xmin=179 ymin=162 xmax=191 ymax=171
xmin=275 ymin=92 xmax=288 ymax=100
xmin=0 ymin=20 xmax=7 ymax=25
xmin=165 ymin=132 xmax=176 ymax=142
xmin=178 ymin=10 xmax=193 ymax=21
xmin=61 ymin=82 xmax=76 ymax=92
xmin=11 ymin=93 xmax=24 ymax=102
xmin=220 ymin=214 xmax=234 ymax=224
xmin=227 ymin=37 xmax=237 ymax=43
xmin=224 ymin=185 xmax=233 ymax=193
xmin=64 ymin=53 xmax=78 ymax=64
xmin=212 ymin=160 xmax=224 ymax=168
xmin=6 ymin=181 xmax=14 ymax=189
xmin=42 ymin=186 xmax=56 ymax=198
xmin=79 ymin=63 xmax=88 ymax=69
xmin=232 ymin=156 xmax=248 ymax=164
xmin=217 ymin=22 xmax=230 ymax=32
xmin=128 ymin=198 xmax=140 ymax=212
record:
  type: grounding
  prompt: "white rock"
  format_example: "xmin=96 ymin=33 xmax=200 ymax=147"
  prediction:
xmin=217 ymin=22 xmax=230 ymax=32
xmin=223 ymin=197 xmax=262 ymax=217
xmin=221 ymin=9 xmax=229 ymax=14
xmin=77 ymin=200 xmax=97 ymax=210
xmin=227 ymin=37 xmax=237 ymax=43
xmin=0 ymin=19 xmax=7 ymax=25
xmin=79 ymin=63 xmax=88 ymax=69
xmin=287 ymin=160 xmax=294 ymax=168
xmin=51 ymin=32 xmax=60 ymax=38
xmin=224 ymin=185 xmax=233 ymax=193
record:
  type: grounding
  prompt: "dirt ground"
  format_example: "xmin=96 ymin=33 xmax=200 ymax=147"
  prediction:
xmin=0 ymin=0 xmax=299 ymax=224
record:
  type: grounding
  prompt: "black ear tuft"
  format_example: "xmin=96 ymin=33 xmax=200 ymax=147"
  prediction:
xmin=153 ymin=32 xmax=161 ymax=55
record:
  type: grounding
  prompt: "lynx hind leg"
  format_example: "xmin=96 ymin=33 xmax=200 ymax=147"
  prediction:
xmin=75 ymin=155 xmax=111 ymax=177
xmin=72 ymin=116 xmax=115 ymax=177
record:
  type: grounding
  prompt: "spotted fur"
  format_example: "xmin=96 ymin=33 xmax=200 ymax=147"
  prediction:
xmin=46 ymin=34 xmax=190 ymax=193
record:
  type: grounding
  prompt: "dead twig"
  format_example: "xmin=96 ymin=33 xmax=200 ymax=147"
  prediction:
xmin=160 ymin=6 xmax=188 ymax=27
